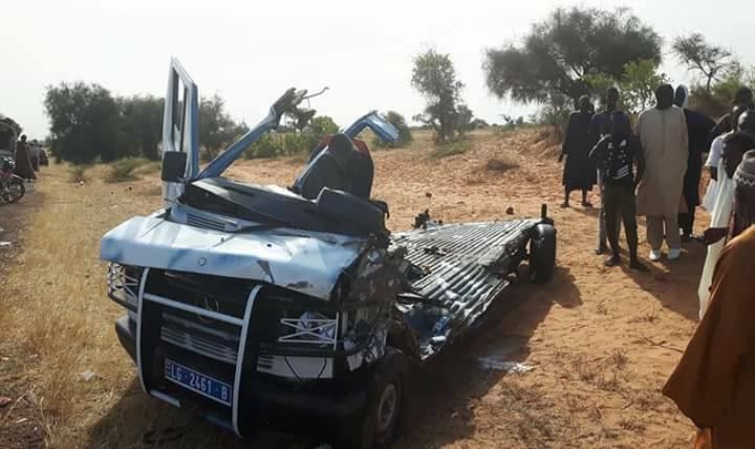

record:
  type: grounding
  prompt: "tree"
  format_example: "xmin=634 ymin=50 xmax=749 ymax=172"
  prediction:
xmin=199 ymin=94 xmax=243 ymax=161
xmin=483 ymin=7 xmax=662 ymax=106
xmin=44 ymin=82 xmax=250 ymax=164
xmin=672 ymin=33 xmax=738 ymax=93
xmin=44 ymin=82 xmax=121 ymax=164
xmin=376 ymin=111 xmax=413 ymax=148
xmin=689 ymin=65 xmax=755 ymax=118
xmin=498 ymin=115 xmax=524 ymax=131
xmin=620 ymin=60 xmax=670 ymax=115
xmin=585 ymin=59 xmax=670 ymax=115
xmin=470 ymin=118 xmax=490 ymax=130
xmin=532 ymin=94 xmax=572 ymax=141
xmin=306 ymin=115 xmax=339 ymax=137
xmin=117 ymin=95 xmax=164 ymax=160
xmin=454 ymin=104 xmax=474 ymax=136
xmin=411 ymin=49 xmax=465 ymax=143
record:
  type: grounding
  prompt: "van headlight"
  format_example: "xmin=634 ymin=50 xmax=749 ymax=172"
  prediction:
xmin=107 ymin=263 xmax=142 ymax=312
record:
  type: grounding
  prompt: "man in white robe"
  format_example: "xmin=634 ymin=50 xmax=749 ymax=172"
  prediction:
xmin=698 ymin=159 xmax=735 ymax=318
xmin=702 ymin=107 xmax=746 ymax=212
xmin=698 ymin=117 xmax=755 ymax=318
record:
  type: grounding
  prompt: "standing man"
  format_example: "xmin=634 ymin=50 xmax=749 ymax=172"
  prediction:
xmin=674 ymin=86 xmax=716 ymax=241
xmin=709 ymin=86 xmax=754 ymax=142
xmin=14 ymin=134 xmax=36 ymax=181
xmin=663 ymin=150 xmax=755 ymax=448
xmin=559 ymin=95 xmax=596 ymax=208
xmin=706 ymin=106 xmax=745 ymax=181
xmin=635 ymin=84 xmax=689 ymax=261
xmin=28 ymin=140 xmax=41 ymax=172
xmin=589 ymin=87 xmax=621 ymax=254
xmin=697 ymin=111 xmax=755 ymax=318
xmin=702 ymin=106 xmax=747 ymax=212
xmin=589 ymin=111 xmax=647 ymax=270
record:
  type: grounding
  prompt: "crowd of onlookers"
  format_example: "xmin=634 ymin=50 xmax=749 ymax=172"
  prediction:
xmin=561 ymin=85 xmax=755 ymax=448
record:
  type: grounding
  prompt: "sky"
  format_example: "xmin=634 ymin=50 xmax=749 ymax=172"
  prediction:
xmin=2 ymin=0 xmax=753 ymax=139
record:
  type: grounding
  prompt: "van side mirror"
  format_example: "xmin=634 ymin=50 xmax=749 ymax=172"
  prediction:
xmin=161 ymin=151 xmax=187 ymax=183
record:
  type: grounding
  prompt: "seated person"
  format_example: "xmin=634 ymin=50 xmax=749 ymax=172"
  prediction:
xmin=295 ymin=133 xmax=374 ymax=200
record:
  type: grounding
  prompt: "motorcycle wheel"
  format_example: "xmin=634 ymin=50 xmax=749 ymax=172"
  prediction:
xmin=6 ymin=179 xmax=25 ymax=203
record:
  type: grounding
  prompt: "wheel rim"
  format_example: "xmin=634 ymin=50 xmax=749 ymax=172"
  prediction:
xmin=8 ymin=184 xmax=23 ymax=202
xmin=376 ymin=383 xmax=398 ymax=434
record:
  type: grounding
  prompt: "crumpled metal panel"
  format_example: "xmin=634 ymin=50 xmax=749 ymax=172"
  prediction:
xmin=391 ymin=220 xmax=537 ymax=328
xmin=100 ymin=212 xmax=365 ymax=301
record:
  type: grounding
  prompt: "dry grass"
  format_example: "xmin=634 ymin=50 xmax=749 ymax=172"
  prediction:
xmin=67 ymin=165 xmax=89 ymax=184
xmin=136 ymin=161 xmax=161 ymax=175
xmin=629 ymin=307 xmax=660 ymax=324
xmin=572 ymin=356 xmax=598 ymax=382
xmin=0 ymin=128 xmax=704 ymax=449
xmin=430 ymin=141 xmax=470 ymax=159
xmin=618 ymin=417 xmax=647 ymax=433
xmin=105 ymin=157 xmax=149 ymax=183
xmin=610 ymin=350 xmax=629 ymax=370
xmin=484 ymin=157 xmax=519 ymax=174
xmin=466 ymin=156 xmax=520 ymax=186
xmin=0 ymin=166 xmax=165 ymax=448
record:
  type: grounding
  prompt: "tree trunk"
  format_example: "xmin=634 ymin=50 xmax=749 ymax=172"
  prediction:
xmin=143 ymin=137 xmax=159 ymax=160
xmin=438 ymin=113 xmax=448 ymax=143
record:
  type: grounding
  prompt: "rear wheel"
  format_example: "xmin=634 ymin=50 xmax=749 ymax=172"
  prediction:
xmin=529 ymin=223 xmax=556 ymax=284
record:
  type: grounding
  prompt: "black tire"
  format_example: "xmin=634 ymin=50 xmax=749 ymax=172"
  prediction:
xmin=529 ymin=223 xmax=556 ymax=284
xmin=336 ymin=348 xmax=409 ymax=449
xmin=3 ymin=179 xmax=25 ymax=204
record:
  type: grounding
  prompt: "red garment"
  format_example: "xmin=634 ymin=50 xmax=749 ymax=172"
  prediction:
xmin=317 ymin=135 xmax=370 ymax=157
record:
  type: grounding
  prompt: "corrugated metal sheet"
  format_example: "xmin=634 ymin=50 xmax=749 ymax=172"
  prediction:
xmin=392 ymin=220 xmax=537 ymax=329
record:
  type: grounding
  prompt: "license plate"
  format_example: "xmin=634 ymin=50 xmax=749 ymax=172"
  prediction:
xmin=164 ymin=359 xmax=233 ymax=406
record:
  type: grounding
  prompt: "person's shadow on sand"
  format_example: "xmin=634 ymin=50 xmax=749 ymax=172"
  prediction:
xmin=620 ymin=241 xmax=706 ymax=321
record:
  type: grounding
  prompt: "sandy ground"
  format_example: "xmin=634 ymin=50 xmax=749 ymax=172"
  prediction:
xmin=0 ymin=129 xmax=706 ymax=448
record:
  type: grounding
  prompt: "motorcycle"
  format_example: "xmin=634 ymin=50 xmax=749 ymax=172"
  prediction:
xmin=0 ymin=151 xmax=25 ymax=204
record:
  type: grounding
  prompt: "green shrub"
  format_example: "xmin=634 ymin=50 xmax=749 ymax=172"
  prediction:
xmin=372 ymin=111 xmax=413 ymax=149
xmin=243 ymin=132 xmax=316 ymax=159
xmin=245 ymin=134 xmax=280 ymax=159
xmin=106 ymin=157 xmax=148 ymax=183
xmin=689 ymin=67 xmax=755 ymax=119
xmin=534 ymin=98 xmax=571 ymax=143
xmin=242 ymin=114 xmax=340 ymax=160
xmin=68 ymin=165 xmax=90 ymax=183
xmin=307 ymin=116 xmax=339 ymax=137
xmin=283 ymin=133 xmax=310 ymax=156
xmin=137 ymin=161 xmax=161 ymax=175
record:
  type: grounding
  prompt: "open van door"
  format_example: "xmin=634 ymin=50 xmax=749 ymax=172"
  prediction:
xmin=344 ymin=111 xmax=400 ymax=144
xmin=161 ymin=58 xmax=199 ymax=206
